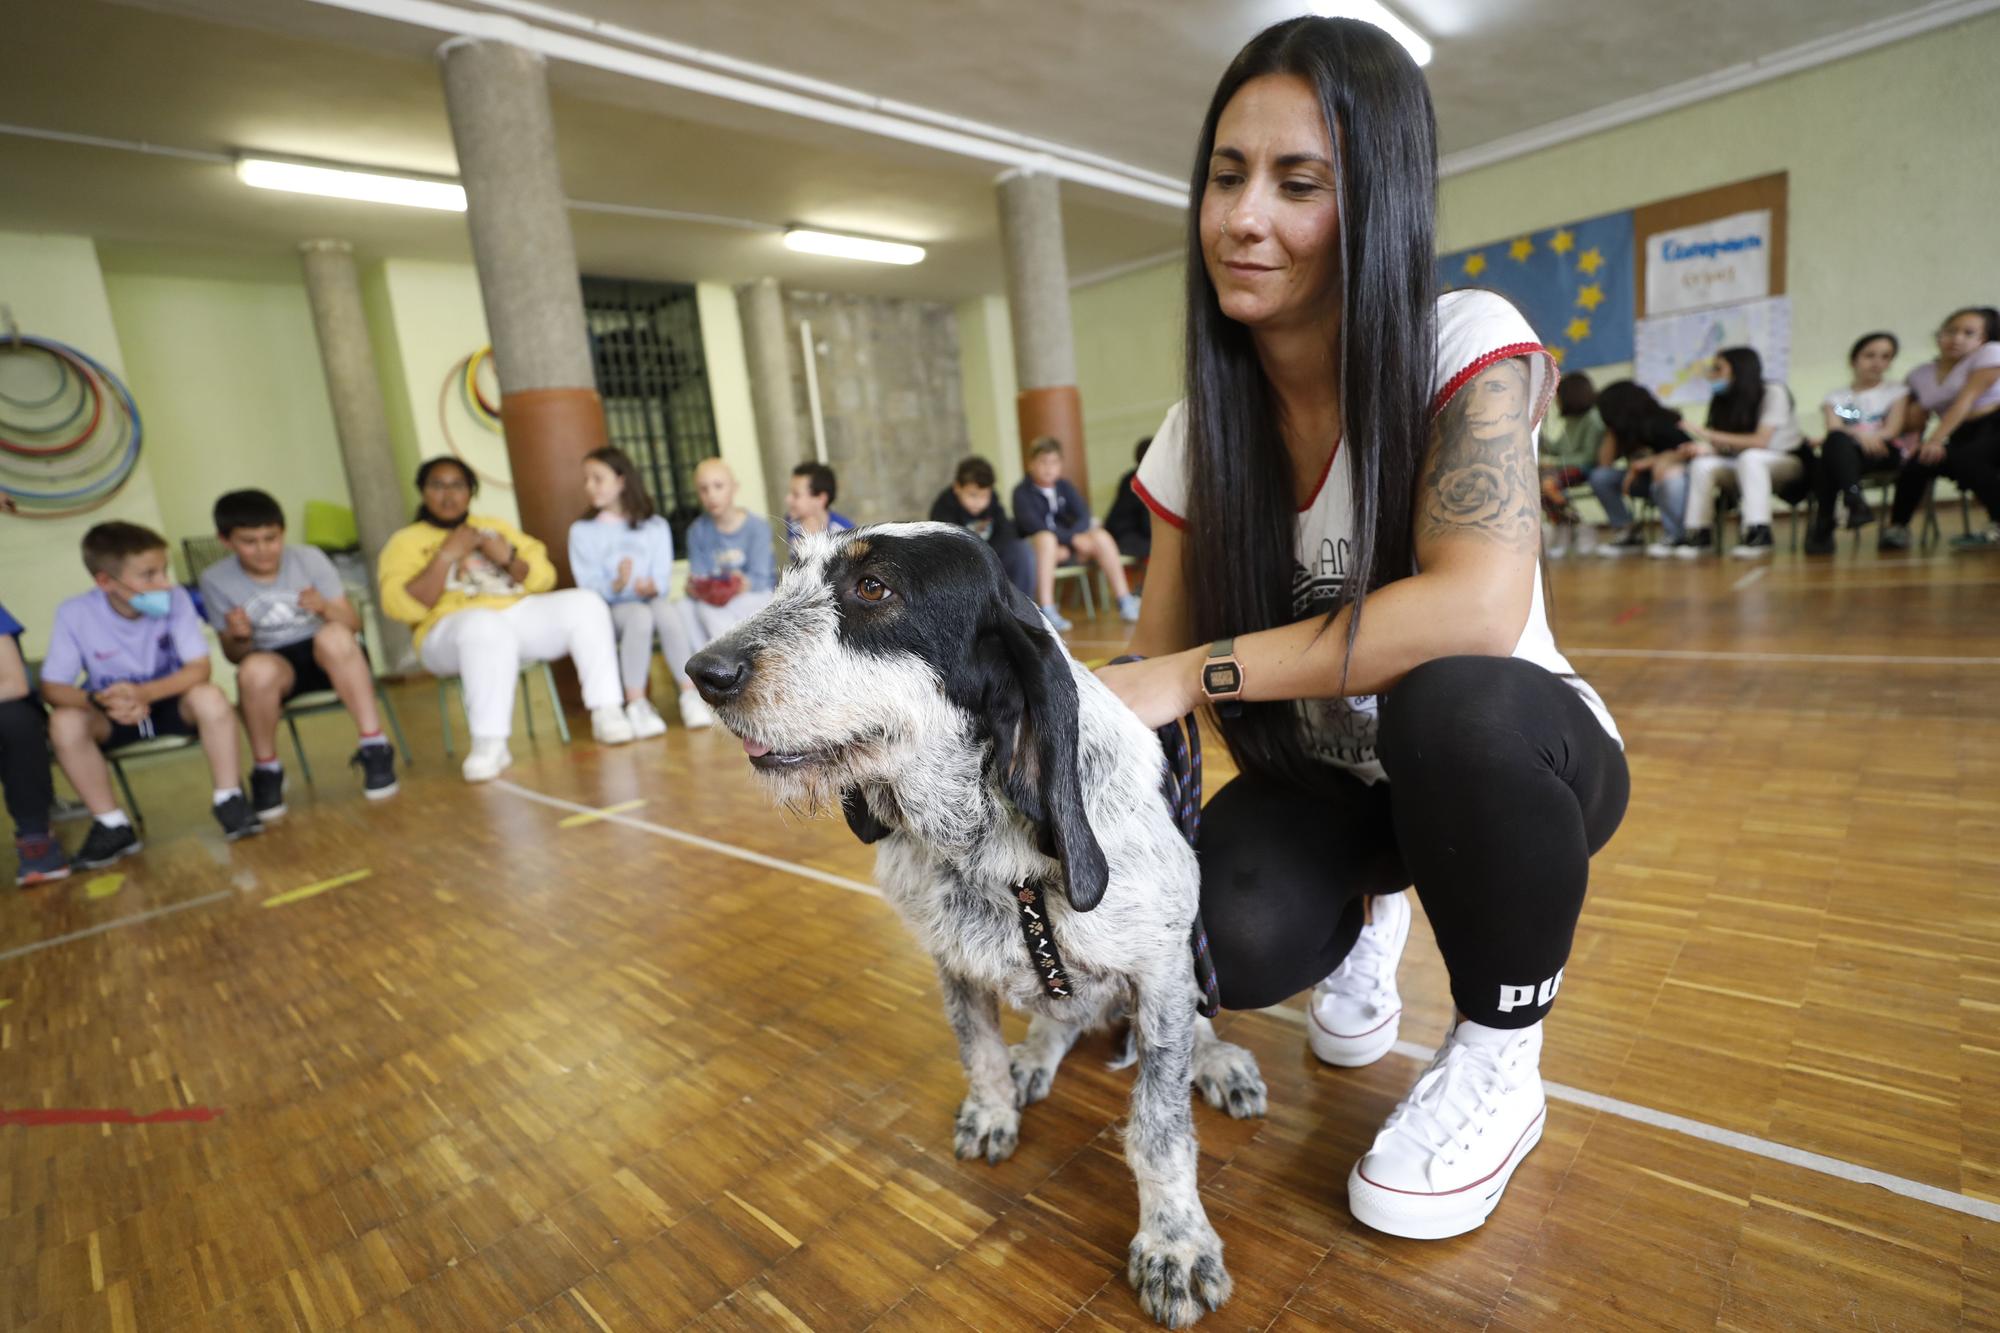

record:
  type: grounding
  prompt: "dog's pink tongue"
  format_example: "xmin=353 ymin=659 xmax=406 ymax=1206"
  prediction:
xmin=743 ymin=737 xmax=772 ymax=758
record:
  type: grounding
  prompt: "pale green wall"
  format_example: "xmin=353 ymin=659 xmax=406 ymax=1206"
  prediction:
xmin=694 ymin=282 xmax=769 ymax=520
xmin=955 ymin=293 xmax=1024 ymax=496
xmin=0 ymin=232 xmax=167 ymax=658
xmin=98 ymin=245 xmax=351 ymax=553
xmin=1064 ymin=11 xmax=2000 ymax=479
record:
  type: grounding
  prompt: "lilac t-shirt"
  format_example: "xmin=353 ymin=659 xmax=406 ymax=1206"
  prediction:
xmin=1907 ymin=342 xmax=2000 ymax=415
xmin=41 ymin=587 xmax=208 ymax=694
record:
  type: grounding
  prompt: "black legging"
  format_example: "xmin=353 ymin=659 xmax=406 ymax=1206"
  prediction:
xmin=0 ymin=695 xmax=56 ymax=839
xmin=1815 ymin=430 xmax=1897 ymax=518
xmin=1891 ymin=412 xmax=2000 ymax=527
xmin=1198 ymin=655 xmax=1629 ymax=1029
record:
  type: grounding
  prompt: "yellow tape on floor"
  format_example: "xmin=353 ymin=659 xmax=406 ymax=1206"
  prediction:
xmin=262 ymin=869 xmax=371 ymax=909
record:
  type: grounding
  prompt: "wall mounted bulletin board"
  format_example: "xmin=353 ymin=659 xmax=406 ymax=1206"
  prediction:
xmin=1633 ymin=171 xmax=1789 ymax=318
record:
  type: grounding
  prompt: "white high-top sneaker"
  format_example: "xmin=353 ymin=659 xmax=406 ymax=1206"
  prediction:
xmin=1346 ymin=1020 xmax=1546 ymax=1240
xmin=624 ymin=699 xmax=668 ymax=740
xmin=1308 ymin=891 xmax=1410 ymax=1067
xmin=591 ymin=707 xmax=637 ymax=745
xmin=461 ymin=739 xmax=512 ymax=784
xmin=677 ymin=687 xmax=715 ymax=730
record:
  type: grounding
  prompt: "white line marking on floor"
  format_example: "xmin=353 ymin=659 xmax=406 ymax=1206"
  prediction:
xmin=1730 ymin=565 xmax=1770 ymax=591
xmin=1256 ymin=1005 xmax=2000 ymax=1225
xmin=493 ymin=780 xmax=882 ymax=898
xmin=1566 ymin=647 xmax=2000 ymax=667
xmin=0 ymin=890 xmax=234 ymax=964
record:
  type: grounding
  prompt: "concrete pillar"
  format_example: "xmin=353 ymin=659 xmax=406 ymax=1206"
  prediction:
xmin=437 ymin=35 xmax=604 ymax=587
xmin=298 ymin=239 xmax=414 ymax=671
xmin=996 ymin=168 xmax=1087 ymax=494
xmin=736 ymin=277 xmax=804 ymax=503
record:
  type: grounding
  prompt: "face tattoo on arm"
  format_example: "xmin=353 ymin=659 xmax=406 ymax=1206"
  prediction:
xmin=1420 ymin=357 xmax=1541 ymax=551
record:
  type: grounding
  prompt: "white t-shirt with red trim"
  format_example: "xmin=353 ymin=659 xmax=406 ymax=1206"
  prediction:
xmin=1133 ymin=288 xmax=1619 ymax=785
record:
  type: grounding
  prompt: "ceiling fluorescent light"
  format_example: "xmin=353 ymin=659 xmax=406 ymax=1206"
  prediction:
xmin=783 ymin=228 xmax=925 ymax=266
xmin=1310 ymin=1 xmax=1432 ymax=66
xmin=235 ymin=157 xmax=467 ymax=211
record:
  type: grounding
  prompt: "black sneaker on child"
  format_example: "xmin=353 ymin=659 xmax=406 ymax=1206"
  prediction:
xmin=351 ymin=744 xmax=399 ymax=799
xmin=1878 ymin=525 xmax=1912 ymax=552
xmin=73 ymin=820 xmax=142 ymax=869
xmin=1842 ymin=487 xmax=1875 ymax=529
xmin=1730 ymin=524 xmax=1775 ymax=558
xmin=213 ymin=794 xmax=265 ymax=842
xmin=250 ymin=766 xmax=287 ymax=819
xmin=1803 ymin=522 xmax=1837 ymax=556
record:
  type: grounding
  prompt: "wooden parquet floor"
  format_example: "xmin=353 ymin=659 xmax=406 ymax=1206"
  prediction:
xmin=3 ymin=539 xmax=1998 ymax=1331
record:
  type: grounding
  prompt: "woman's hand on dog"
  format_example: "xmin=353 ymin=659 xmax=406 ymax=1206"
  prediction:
xmin=1098 ymin=649 xmax=1204 ymax=729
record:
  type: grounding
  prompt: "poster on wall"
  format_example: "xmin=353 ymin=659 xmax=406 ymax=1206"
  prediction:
xmin=1437 ymin=209 xmax=1634 ymax=368
xmin=1634 ymin=295 xmax=1791 ymax=407
xmin=1643 ymin=209 xmax=1771 ymax=316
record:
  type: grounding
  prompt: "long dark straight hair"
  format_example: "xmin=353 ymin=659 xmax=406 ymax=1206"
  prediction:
xmin=1180 ymin=16 xmax=1437 ymax=788
xmin=1707 ymin=346 xmax=1766 ymax=434
xmin=580 ymin=446 xmax=658 ymax=528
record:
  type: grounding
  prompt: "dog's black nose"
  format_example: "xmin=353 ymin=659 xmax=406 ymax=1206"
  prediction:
xmin=688 ymin=645 xmax=751 ymax=703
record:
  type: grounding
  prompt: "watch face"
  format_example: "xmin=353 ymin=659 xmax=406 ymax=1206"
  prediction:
xmin=1204 ymin=662 xmax=1241 ymax=696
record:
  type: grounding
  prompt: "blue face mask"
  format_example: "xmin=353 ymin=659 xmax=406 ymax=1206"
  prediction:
xmin=126 ymin=589 xmax=173 ymax=619
xmin=1705 ymin=377 xmax=1731 ymax=396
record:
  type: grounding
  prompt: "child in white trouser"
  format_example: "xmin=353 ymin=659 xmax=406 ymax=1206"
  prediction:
xmin=420 ymin=589 xmax=625 ymax=742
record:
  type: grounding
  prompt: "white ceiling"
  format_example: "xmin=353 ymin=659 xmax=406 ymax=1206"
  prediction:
xmin=0 ymin=0 xmax=1968 ymax=299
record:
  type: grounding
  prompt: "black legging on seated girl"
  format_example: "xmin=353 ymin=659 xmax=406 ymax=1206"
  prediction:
xmin=1199 ymin=654 xmax=1629 ymax=1028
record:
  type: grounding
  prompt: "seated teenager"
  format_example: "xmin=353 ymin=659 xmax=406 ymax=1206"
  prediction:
xmin=1104 ymin=437 xmax=1156 ymax=560
xmin=1593 ymin=381 xmax=1697 ymax=558
xmin=1678 ymin=346 xmax=1806 ymax=559
xmin=680 ymin=458 xmax=777 ymax=644
xmin=569 ymin=446 xmax=707 ymax=736
xmin=200 ymin=489 xmax=398 ymax=814
xmin=1541 ymin=373 xmax=1606 ymax=555
xmin=784 ymin=461 xmax=853 ymax=549
xmin=43 ymin=521 xmax=263 ymax=863
xmin=929 ymin=456 xmax=1035 ymax=597
xmin=2 ymin=602 xmax=69 ymax=887
xmin=1011 ymin=436 xmax=1138 ymax=631
xmin=1805 ymin=332 xmax=1908 ymax=554
xmin=378 ymin=457 xmax=634 ymax=784
xmin=1887 ymin=306 xmax=2000 ymax=552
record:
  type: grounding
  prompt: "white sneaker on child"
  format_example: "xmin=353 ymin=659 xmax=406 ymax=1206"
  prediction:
xmin=1039 ymin=603 xmax=1074 ymax=632
xmin=1308 ymin=891 xmax=1410 ymax=1067
xmin=1346 ymin=1020 xmax=1546 ymax=1240
xmin=1116 ymin=592 xmax=1142 ymax=622
xmin=678 ymin=687 xmax=715 ymax=730
xmin=624 ymin=699 xmax=668 ymax=739
xmin=592 ymin=707 xmax=637 ymax=745
xmin=462 ymin=739 xmax=512 ymax=784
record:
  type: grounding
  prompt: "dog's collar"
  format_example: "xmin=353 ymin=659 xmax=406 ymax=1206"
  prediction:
xmin=1014 ymin=881 xmax=1072 ymax=999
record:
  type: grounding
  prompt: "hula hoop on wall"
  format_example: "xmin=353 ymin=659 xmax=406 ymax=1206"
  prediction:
xmin=437 ymin=349 xmax=512 ymax=490
xmin=0 ymin=335 xmax=144 ymax=519
xmin=0 ymin=342 xmax=74 ymax=410
xmin=0 ymin=339 xmax=106 ymax=455
xmin=464 ymin=346 xmax=502 ymax=425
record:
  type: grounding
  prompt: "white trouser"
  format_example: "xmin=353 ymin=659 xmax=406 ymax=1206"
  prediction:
xmin=420 ymin=590 xmax=622 ymax=741
xmin=678 ymin=590 xmax=774 ymax=652
xmin=609 ymin=597 xmax=700 ymax=692
xmin=1684 ymin=448 xmax=1804 ymax=528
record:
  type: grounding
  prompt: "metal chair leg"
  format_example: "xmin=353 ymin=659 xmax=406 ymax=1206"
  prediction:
xmin=438 ymin=679 xmax=455 ymax=757
xmin=520 ymin=670 xmax=537 ymax=741
xmin=111 ymin=759 xmax=144 ymax=833
xmin=376 ymin=684 xmax=411 ymax=764
xmin=287 ymin=715 xmax=314 ymax=787
xmin=542 ymin=664 xmax=572 ymax=744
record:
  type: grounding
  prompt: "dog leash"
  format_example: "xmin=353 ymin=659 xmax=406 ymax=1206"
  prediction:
xmin=1110 ymin=655 xmax=1222 ymax=1019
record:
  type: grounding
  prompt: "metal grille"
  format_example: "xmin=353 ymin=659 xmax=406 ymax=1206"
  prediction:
xmin=581 ymin=278 xmax=720 ymax=550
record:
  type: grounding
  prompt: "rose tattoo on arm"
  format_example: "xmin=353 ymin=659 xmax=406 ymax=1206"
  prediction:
xmin=1420 ymin=357 xmax=1539 ymax=551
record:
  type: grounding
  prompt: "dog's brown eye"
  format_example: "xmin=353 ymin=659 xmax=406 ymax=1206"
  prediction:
xmin=856 ymin=575 xmax=892 ymax=603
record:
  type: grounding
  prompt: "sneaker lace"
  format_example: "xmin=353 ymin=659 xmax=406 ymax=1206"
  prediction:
xmin=1315 ymin=914 xmax=1398 ymax=1005
xmin=1379 ymin=1036 xmax=1523 ymax=1167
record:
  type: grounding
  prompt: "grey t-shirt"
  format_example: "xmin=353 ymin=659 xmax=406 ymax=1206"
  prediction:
xmin=199 ymin=546 xmax=347 ymax=651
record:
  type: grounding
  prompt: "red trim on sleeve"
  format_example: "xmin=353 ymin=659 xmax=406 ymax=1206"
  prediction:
xmin=1429 ymin=342 xmax=1550 ymax=420
xmin=1297 ymin=439 xmax=1342 ymax=512
xmin=1131 ymin=476 xmax=1186 ymax=531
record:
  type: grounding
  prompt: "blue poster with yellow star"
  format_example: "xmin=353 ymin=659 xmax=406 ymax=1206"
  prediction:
xmin=1437 ymin=210 xmax=1634 ymax=370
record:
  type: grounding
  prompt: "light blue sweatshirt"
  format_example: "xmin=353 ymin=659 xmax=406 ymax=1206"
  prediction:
xmin=685 ymin=511 xmax=776 ymax=593
xmin=568 ymin=514 xmax=676 ymax=604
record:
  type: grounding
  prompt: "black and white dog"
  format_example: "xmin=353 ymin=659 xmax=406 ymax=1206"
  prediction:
xmin=688 ymin=522 xmax=1266 ymax=1328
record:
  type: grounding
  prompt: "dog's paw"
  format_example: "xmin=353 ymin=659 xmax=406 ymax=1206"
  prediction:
xmin=1127 ymin=1224 xmax=1232 ymax=1327
xmin=1008 ymin=1045 xmax=1058 ymax=1107
xmin=1192 ymin=1039 xmax=1268 ymax=1119
xmin=953 ymin=1097 xmax=1020 ymax=1164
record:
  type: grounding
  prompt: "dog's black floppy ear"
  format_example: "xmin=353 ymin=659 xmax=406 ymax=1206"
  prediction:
xmin=976 ymin=577 xmax=1110 ymax=912
xmin=841 ymin=787 xmax=894 ymax=844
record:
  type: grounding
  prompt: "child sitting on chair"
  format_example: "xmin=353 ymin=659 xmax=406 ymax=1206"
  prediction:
xmin=1010 ymin=436 xmax=1139 ymax=632
xmin=199 ymin=489 xmax=398 ymax=817
xmin=42 ymin=521 xmax=263 ymax=867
